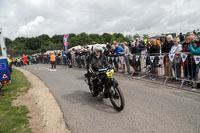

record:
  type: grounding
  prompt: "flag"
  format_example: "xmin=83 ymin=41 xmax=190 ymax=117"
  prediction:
xmin=194 ymin=56 xmax=200 ymax=64
xmin=136 ymin=55 xmax=140 ymax=62
xmin=181 ymin=53 xmax=188 ymax=62
xmin=143 ymin=55 xmax=147 ymax=60
xmin=169 ymin=54 xmax=175 ymax=62
xmin=150 ymin=56 xmax=155 ymax=63
xmin=63 ymin=34 xmax=69 ymax=50
xmin=159 ymin=56 xmax=164 ymax=62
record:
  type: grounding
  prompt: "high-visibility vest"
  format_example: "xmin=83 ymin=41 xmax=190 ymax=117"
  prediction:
xmin=144 ymin=39 xmax=147 ymax=45
xmin=7 ymin=58 xmax=12 ymax=65
xmin=50 ymin=54 xmax=56 ymax=62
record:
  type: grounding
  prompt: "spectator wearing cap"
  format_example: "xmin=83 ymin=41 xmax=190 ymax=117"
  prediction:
xmin=136 ymin=38 xmax=145 ymax=54
xmin=134 ymin=38 xmax=145 ymax=71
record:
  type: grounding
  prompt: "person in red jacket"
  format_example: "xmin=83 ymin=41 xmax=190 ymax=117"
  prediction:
xmin=22 ymin=55 xmax=28 ymax=65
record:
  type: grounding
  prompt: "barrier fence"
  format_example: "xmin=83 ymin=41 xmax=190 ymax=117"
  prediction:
xmin=105 ymin=52 xmax=200 ymax=89
xmin=25 ymin=52 xmax=200 ymax=90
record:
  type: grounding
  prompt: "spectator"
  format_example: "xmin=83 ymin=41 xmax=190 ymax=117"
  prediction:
xmin=136 ymin=38 xmax=145 ymax=53
xmin=114 ymin=44 xmax=124 ymax=71
xmin=109 ymin=45 xmax=116 ymax=66
xmin=76 ymin=49 xmax=82 ymax=68
xmin=156 ymin=38 xmax=161 ymax=48
xmin=121 ymin=43 xmax=130 ymax=74
xmin=146 ymin=38 xmax=151 ymax=53
xmin=66 ymin=49 xmax=72 ymax=68
xmin=50 ymin=52 xmax=56 ymax=69
xmin=146 ymin=38 xmax=152 ymax=66
xmin=169 ymin=37 xmax=182 ymax=79
xmin=149 ymin=39 xmax=160 ymax=80
xmin=130 ymin=43 xmax=140 ymax=76
xmin=182 ymin=36 xmax=196 ymax=80
xmin=128 ymin=41 xmax=133 ymax=50
xmin=189 ymin=36 xmax=199 ymax=82
xmin=106 ymin=43 xmax=112 ymax=51
xmin=22 ymin=55 xmax=28 ymax=65
xmin=162 ymin=35 xmax=173 ymax=77
xmin=103 ymin=47 xmax=110 ymax=57
xmin=179 ymin=33 xmax=185 ymax=44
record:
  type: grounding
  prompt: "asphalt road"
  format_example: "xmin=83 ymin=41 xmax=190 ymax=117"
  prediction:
xmin=23 ymin=64 xmax=200 ymax=133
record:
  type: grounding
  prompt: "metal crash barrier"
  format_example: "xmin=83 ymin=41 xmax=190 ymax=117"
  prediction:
xmin=105 ymin=53 xmax=200 ymax=89
xmin=36 ymin=52 xmax=200 ymax=89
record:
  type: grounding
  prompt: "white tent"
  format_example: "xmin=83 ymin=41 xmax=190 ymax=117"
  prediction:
xmin=69 ymin=44 xmax=106 ymax=51
xmin=45 ymin=50 xmax=61 ymax=54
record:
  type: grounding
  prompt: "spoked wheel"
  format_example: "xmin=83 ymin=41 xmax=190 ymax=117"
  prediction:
xmin=109 ymin=86 xmax=125 ymax=111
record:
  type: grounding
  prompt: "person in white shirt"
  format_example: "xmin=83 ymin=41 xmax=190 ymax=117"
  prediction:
xmin=121 ymin=43 xmax=130 ymax=74
xmin=169 ymin=37 xmax=182 ymax=79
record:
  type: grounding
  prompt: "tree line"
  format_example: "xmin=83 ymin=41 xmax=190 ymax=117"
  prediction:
xmin=5 ymin=32 xmax=140 ymax=56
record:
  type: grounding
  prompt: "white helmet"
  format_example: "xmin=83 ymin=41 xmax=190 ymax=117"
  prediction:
xmin=93 ymin=45 xmax=103 ymax=52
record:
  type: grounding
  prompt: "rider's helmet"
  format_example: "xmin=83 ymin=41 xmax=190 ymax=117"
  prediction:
xmin=93 ymin=45 xmax=103 ymax=53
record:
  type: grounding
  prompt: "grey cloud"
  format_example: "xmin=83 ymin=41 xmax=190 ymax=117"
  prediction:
xmin=0 ymin=0 xmax=200 ymax=39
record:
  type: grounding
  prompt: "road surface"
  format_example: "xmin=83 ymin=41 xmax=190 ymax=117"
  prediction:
xmin=23 ymin=64 xmax=200 ymax=133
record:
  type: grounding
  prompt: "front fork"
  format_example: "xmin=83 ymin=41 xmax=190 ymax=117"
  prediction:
xmin=105 ymin=78 xmax=119 ymax=97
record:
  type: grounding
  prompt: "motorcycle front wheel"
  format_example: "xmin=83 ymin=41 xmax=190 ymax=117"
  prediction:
xmin=109 ymin=86 xmax=125 ymax=111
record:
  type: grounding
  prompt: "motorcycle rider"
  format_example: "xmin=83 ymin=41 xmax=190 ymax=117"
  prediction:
xmin=86 ymin=45 xmax=114 ymax=96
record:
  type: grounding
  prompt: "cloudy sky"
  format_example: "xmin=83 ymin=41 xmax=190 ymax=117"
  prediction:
xmin=0 ymin=0 xmax=199 ymax=39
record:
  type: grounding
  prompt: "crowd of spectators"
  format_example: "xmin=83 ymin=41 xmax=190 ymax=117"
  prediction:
xmin=12 ymin=32 xmax=200 ymax=88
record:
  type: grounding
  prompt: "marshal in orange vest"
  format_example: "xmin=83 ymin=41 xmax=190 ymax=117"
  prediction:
xmin=50 ymin=53 xmax=56 ymax=62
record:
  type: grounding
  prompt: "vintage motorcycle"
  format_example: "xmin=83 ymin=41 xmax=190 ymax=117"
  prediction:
xmin=85 ymin=68 xmax=125 ymax=111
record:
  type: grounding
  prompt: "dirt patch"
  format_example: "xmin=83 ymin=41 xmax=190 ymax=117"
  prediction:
xmin=13 ymin=67 xmax=70 ymax=133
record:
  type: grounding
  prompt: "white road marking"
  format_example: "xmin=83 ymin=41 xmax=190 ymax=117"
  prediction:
xmin=136 ymin=75 xmax=147 ymax=79
xmin=34 ymin=68 xmax=45 ymax=70
xmin=43 ymin=67 xmax=57 ymax=72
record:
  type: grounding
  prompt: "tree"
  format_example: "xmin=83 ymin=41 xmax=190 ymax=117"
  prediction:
xmin=133 ymin=34 xmax=140 ymax=40
xmin=6 ymin=32 xmax=132 ymax=56
xmin=76 ymin=32 xmax=91 ymax=46
xmin=126 ymin=35 xmax=133 ymax=41
xmin=143 ymin=34 xmax=149 ymax=40
xmin=51 ymin=34 xmax=64 ymax=44
xmin=5 ymin=38 xmax=12 ymax=48
xmin=89 ymin=34 xmax=100 ymax=44
xmin=102 ymin=33 xmax=112 ymax=43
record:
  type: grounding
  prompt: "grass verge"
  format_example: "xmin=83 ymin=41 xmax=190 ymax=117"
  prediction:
xmin=0 ymin=69 xmax=32 ymax=133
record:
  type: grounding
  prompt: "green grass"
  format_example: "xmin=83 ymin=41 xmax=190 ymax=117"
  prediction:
xmin=0 ymin=69 xmax=32 ymax=133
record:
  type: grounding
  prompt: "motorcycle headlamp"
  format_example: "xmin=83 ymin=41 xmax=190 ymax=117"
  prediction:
xmin=106 ymin=69 xmax=114 ymax=78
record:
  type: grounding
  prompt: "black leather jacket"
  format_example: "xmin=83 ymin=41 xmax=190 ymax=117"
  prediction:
xmin=87 ymin=53 xmax=113 ymax=72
